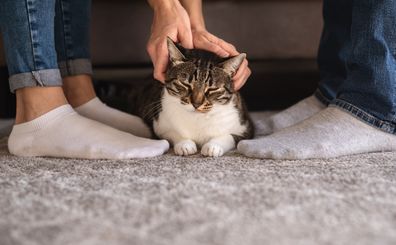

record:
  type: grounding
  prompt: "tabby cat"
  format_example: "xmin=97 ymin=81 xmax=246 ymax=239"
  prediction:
xmin=129 ymin=38 xmax=254 ymax=157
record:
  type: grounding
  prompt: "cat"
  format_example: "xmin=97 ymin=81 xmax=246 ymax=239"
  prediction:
xmin=128 ymin=37 xmax=254 ymax=157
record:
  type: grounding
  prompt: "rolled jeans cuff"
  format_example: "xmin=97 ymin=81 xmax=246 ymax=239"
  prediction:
xmin=331 ymin=99 xmax=396 ymax=135
xmin=58 ymin=58 xmax=93 ymax=77
xmin=314 ymin=89 xmax=332 ymax=106
xmin=9 ymin=69 xmax=63 ymax=93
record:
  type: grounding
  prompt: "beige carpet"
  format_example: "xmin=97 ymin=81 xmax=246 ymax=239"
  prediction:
xmin=1 ymin=114 xmax=396 ymax=245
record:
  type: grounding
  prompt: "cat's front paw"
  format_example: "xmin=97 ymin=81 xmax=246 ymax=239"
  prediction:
xmin=201 ymin=142 xmax=225 ymax=157
xmin=174 ymin=140 xmax=198 ymax=156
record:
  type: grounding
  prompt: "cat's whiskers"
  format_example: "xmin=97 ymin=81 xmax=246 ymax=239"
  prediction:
xmin=142 ymin=100 xmax=162 ymax=120
xmin=143 ymin=100 xmax=162 ymax=112
xmin=143 ymin=104 xmax=162 ymax=121
xmin=144 ymin=108 xmax=162 ymax=122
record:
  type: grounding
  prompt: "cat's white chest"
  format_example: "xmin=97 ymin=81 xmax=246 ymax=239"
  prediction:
xmin=153 ymin=91 xmax=247 ymax=146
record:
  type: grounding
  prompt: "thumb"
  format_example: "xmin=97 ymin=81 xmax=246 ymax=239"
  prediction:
xmin=178 ymin=27 xmax=194 ymax=49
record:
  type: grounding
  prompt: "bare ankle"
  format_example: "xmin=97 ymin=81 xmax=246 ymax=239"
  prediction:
xmin=63 ymin=75 xmax=96 ymax=107
xmin=15 ymin=87 xmax=68 ymax=124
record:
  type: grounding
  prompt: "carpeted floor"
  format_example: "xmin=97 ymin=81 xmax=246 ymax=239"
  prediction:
xmin=1 ymin=113 xmax=396 ymax=245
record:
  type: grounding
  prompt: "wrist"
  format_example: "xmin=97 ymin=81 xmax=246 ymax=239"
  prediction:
xmin=148 ymin=0 xmax=180 ymax=12
xmin=190 ymin=18 xmax=206 ymax=31
xmin=178 ymin=0 xmax=206 ymax=31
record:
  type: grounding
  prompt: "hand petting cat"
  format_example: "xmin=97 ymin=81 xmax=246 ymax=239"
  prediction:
xmin=147 ymin=0 xmax=251 ymax=90
xmin=146 ymin=0 xmax=193 ymax=82
xmin=191 ymin=29 xmax=251 ymax=91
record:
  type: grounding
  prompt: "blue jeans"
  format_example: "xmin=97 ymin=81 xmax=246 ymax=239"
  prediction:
xmin=316 ymin=0 xmax=396 ymax=134
xmin=0 ymin=0 xmax=92 ymax=93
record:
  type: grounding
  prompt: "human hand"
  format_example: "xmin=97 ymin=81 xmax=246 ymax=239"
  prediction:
xmin=191 ymin=29 xmax=251 ymax=90
xmin=147 ymin=0 xmax=194 ymax=82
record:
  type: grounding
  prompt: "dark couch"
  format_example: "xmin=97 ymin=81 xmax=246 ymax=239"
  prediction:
xmin=0 ymin=0 xmax=324 ymax=117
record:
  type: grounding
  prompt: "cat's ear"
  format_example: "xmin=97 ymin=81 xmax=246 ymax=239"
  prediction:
xmin=219 ymin=53 xmax=246 ymax=76
xmin=167 ymin=37 xmax=186 ymax=65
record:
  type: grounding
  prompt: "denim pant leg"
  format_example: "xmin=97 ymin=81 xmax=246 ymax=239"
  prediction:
xmin=331 ymin=0 xmax=396 ymax=134
xmin=0 ymin=0 xmax=62 ymax=93
xmin=55 ymin=0 xmax=93 ymax=77
xmin=315 ymin=0 xmax=353 ymax=105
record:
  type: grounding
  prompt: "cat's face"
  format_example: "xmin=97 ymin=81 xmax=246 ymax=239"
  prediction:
xmin=164 ymin=38 xmax=246 ymax=113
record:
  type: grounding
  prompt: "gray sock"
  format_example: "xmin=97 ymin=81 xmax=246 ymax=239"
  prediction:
xmin=255 ymin=95 xmax=326 ymax=136
xmin=238 ymin=107 xmax=396 ymax=159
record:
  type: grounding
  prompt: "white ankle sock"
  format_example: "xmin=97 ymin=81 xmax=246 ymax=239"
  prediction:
xmin=255 ymin=95 xmax=326 ymax=136
xmin=238 ymin=107 xmax=396 ymax=159
xmin=8 ymin=105 xmax=169 ymax=159
xmin=75 ymin=97 xmax=152 ymax=138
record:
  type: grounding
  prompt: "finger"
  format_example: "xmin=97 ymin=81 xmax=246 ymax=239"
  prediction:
xmin=219 ymin=41 xmax=238 ymax=56
xmin=178 ymin=27 xmax=194 ymax=49
xmin=232 ymin=59 xmax=249 ymax=90
xmin=148 ymin=47 xmax=165 ymax=81
xmin=205 ymin=33 xmax=238 ymax=55
xmin=146 ymin=40 xmax=157 ymax=67
xmin=233 ymin=59 xmax=248 ymax=80
xmin=196 ymin=38 xmax=230 ymax=57
xmin=154 ymin=66 xmax=166 ymax=82
xmin=213 ymin=38 xmax=238 ymax=55
xmin=234 ymin=68 xmax=251 ymax=91
xmin=206 ymin=42 xmax=229 ymax=57
xmin=146 ymin=42 xmax=155 ymax=58
xmin=153 ymin=41 xmax=169 ymax=82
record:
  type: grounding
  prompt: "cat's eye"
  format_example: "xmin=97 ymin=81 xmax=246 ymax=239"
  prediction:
xmin=217 ymin=98 xmax=229 ymax=104
xmin=209 ymin=92 xmax=223 ymax=98
xmin=166 ymin=87 xmax=178 ymax=95
xmin=205 ymin=88 xmax=223 ymax=97
xmin=206 ymin=87 xmax=220 ymax=94
xmin=174 ymin=83 xmax=186 ymax=90
xmin=174 ymin=83 xmax=181 ymax=88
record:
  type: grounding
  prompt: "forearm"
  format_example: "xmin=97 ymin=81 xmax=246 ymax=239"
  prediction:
xmin=179 ymin=0 xmax=205 ymax=30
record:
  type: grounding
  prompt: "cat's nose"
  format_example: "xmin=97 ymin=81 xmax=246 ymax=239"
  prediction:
xmin=192 ymin=102 xmax=202 ymax=109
